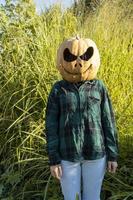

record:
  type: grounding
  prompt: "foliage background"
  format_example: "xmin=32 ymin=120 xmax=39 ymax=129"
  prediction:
xmin=0 ymin=0 xmax=133 ymax=199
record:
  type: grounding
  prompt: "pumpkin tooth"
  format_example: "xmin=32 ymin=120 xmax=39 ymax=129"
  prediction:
xmin=62 ymin=64 xmax=91 ymax=75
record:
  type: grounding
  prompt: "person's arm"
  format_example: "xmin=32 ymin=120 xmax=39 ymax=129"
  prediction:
xmin=45 ymin=83 xmax=61 ymax=166
xmin=100 ymin=81 xmax=119 ymax=162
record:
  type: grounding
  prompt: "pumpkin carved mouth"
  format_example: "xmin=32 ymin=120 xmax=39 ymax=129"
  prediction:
xmin=62 ymin=64 xmax=92 ymax=75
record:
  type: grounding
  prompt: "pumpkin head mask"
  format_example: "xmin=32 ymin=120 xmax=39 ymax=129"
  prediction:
xmin=56 ymin=36 xmax=100 ymax=83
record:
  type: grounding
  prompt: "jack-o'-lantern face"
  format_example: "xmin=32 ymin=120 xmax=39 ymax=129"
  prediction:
xmin=56 ymin=36 xmax=100 ymax=83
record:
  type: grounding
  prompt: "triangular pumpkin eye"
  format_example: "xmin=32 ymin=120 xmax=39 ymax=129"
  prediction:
xmin=80 ymin=47 xmax=94 ymax=61
xmin=63 ymin=48 xmax=77 ymax=62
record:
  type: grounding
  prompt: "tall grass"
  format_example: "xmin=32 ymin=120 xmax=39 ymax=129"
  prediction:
xmin=0 ymin=0 xmax=133 ymax=199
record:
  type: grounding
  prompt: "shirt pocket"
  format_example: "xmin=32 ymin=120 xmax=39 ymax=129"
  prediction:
xmin=87 ymin=92 xmax=101 ymax=120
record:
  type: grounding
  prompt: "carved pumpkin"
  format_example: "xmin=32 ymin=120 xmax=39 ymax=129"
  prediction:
xmin=56 ymin=36 xmax=100 ymax=83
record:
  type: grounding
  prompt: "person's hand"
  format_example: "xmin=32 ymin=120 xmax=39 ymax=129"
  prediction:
xmin=50 ymin=164 xmax=62 ymax=180
xmin=107 ymin=161 xmax=118 ymax=173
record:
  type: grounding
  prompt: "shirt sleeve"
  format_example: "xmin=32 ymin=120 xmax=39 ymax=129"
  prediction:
xmin=100 ymin=81 xmax=119 ymax=162
xmin=45 ymin=83 xmax=61 ymax=166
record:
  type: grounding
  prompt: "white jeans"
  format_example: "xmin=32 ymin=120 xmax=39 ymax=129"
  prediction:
xmin=60 ymin=155 xmax=107 ymax=200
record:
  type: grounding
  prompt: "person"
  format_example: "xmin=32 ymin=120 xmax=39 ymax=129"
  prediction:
xmin=45 ymin=36 xmax=119 ymax=200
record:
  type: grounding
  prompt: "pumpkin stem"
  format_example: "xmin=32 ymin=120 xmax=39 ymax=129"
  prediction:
xmin=76 ymin=35 xmax=80 ymax=40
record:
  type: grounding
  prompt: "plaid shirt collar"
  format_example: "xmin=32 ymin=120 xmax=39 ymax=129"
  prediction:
xmin=62 ymin=78 xmax=97 ymax=90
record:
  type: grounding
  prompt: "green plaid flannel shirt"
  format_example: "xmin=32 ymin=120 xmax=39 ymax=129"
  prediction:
xmin=45 ymin=79 xmax=119 ymax=166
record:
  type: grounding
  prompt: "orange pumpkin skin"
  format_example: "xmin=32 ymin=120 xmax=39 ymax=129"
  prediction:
xmin=56 ymin=36 xmax=100 ymax=83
